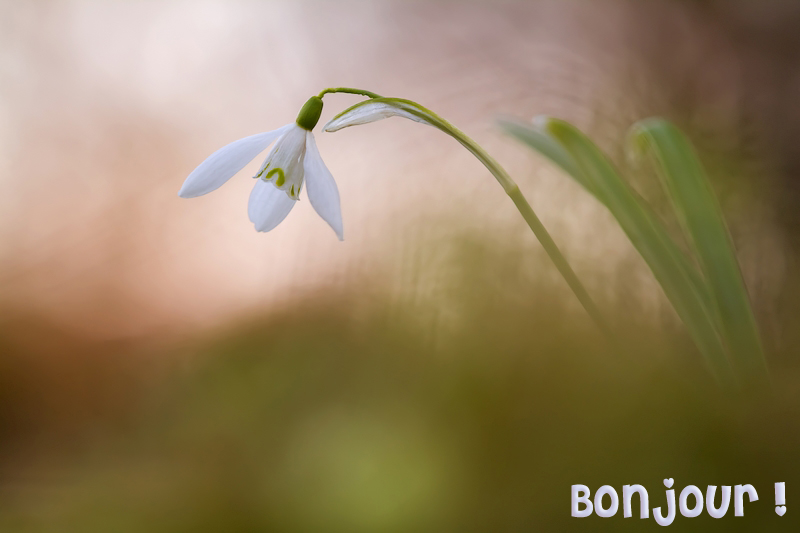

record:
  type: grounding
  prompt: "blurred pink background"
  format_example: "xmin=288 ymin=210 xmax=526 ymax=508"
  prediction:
xmin=0 ymin=0 xmax=793 ymax=345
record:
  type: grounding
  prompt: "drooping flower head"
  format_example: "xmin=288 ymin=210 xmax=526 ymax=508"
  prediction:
xmin=179 ymin=96 xmax=343 ymax=239
xmin=179 ymin=86 xmax=608 ymax=339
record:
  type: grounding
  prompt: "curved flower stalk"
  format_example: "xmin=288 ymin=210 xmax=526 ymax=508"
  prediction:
xmin=179 ymin=96 xmax=343 ymax=240
xmin=321 ymin=90 xmax=609 ymax=336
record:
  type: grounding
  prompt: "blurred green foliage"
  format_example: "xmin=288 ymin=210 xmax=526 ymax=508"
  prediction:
xmin=1 ymin=235 xmax=799 ymax=532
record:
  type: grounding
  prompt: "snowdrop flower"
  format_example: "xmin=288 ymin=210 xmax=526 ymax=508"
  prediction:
xmin=179 ymin=96 xmax=343 ymax=240
xmin=177 ymin=86 xmax=604 ymax=335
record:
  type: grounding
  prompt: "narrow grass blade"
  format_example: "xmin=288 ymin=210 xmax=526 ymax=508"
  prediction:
xmin=501 ymin=117 xmax=734 ymax=386
xmin=630 ymin=119 xmax=768 ymax=386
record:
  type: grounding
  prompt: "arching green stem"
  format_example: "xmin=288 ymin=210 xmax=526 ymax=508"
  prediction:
xmin=437 ymin=117 xmax=611 ymax=336
xmin=323 ymin=93 xmax=610 ymax=336
xmin=318 ymin=87 xmax=382 ymax=100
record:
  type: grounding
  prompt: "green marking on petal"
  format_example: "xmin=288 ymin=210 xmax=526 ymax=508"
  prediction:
xmin=290 ymin=184 xmax=295 ymax=197
xmin=268 ymin=168 xmax=285 ymax=187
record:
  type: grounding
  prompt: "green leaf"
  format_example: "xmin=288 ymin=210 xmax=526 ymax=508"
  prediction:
xmin=629 ymin=119 xmax=768 ymax=386
xmin=500 ymin=117 xmax=735 ymax=387
xmin=499 ymin=118 xmax=717 ymax=330
xmin=499 ymin=118 xmax=597 ymax=197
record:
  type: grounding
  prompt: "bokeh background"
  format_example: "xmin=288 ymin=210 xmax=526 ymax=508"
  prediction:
xmin=1 ymin=0 xmax=800 ymax=531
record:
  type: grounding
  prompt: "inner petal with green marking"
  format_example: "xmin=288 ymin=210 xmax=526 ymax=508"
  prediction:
xmin=254 ymin=124 xmax=307 ymax=200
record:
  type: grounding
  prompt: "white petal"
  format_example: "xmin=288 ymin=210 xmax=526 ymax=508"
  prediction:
xmin=179 ymin=124 xmax=291 ymax=198
xmin=248 ymin=178 xmax=296 ymax=232
xmin=303 ymin=132 xmax=343 ymax=240
xmin=254 ymin=124 xmax=306 ymax=199
xmin=323 ymin=100 xmax=432 ymax=132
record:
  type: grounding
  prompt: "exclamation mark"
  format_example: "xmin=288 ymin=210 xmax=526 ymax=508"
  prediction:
xmin=775 ymin=482 xmax=786 ymax=516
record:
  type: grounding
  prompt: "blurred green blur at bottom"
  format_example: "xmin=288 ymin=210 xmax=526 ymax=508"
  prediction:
xmin=1 ymin=235 xmax=799 ymax=533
